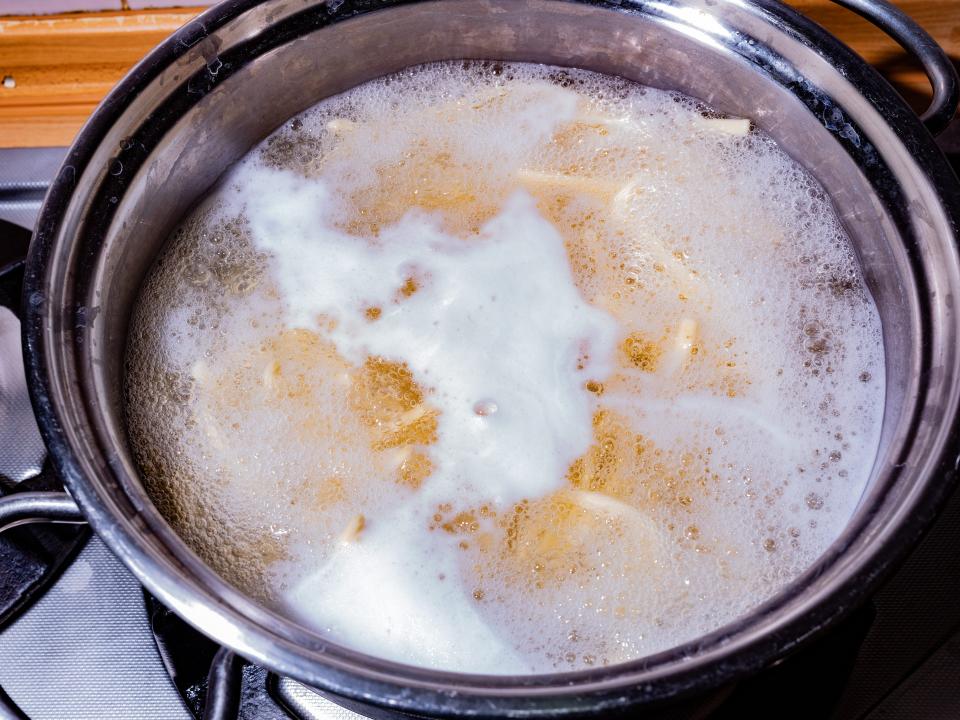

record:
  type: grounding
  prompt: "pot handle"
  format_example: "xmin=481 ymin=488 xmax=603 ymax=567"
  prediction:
xmin=0 ymin=491 xmax=84 ymax=533
xmin=829 ymin=0 xmax=959 ymax=136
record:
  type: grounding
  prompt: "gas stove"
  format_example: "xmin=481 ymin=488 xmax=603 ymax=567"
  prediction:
xmin=1 ymin=143 xmax=959 ymax=720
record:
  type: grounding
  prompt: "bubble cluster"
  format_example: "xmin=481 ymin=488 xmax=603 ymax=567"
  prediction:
xmin=125 ymin=61 xmax=885 ymax=674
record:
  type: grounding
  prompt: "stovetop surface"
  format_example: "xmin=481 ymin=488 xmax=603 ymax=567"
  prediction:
xmin=1 ymin=143 xmax=959 ymax=720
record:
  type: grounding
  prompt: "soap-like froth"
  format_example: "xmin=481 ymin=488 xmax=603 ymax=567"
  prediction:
xmin=125 ymin=61 xmax=885 ymax=674
xmin=235 ymin=177 xmax=618 ymax=506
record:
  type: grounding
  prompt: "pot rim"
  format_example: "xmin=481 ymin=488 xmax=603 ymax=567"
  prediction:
xmin=22 ymin=0 xmax=960 ymax=716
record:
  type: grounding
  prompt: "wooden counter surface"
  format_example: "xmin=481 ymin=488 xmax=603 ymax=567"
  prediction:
xmin=0 ymin=1 xmax=958 ymax=148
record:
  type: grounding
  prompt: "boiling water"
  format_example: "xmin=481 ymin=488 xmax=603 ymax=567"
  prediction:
xmin=125 ymin=62 xmax=885 ymax=674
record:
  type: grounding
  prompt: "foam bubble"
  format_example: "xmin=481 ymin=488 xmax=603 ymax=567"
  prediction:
xmin=125 ymin=61 xmax=885 ymax=674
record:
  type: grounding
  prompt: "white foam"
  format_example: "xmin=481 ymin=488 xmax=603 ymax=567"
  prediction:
xmin=284 ymin=511 xmax=528 ymax=673
xmin=234 ymin=174 xmax=618 ymax=506
xmin=232 ymin=173 xmax=620 ymax=671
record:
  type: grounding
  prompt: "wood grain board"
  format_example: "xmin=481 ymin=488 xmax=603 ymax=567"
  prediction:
xmin=0 ymin=1 xmax=958 ymax=148
xmin=0 ymin=7 xmax=202 ymax=147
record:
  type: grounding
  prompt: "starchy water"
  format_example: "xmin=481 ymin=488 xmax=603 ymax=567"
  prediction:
xmin=125 ymin=62 xmax=885 ymax=674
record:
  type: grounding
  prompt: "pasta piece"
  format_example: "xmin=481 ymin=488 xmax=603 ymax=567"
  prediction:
xmin=326 ymin=118 xmax=357 ymax=135
xmin=516 ymin=169 xmax=621 ymax=199
xmin=695 ymin=117 xmax=751 ymax=135
xmin=567 ymin=489 xmax=654 ymax=529
xmin=675 ymin=318 xmax=699 ymax=354
xmin=662 ymin=318 xmax=699 ymax=374
xmin=339 ymin=514 xmax=366 ymax=544
xmin=611 ymin=179 xmax=698 ymax=295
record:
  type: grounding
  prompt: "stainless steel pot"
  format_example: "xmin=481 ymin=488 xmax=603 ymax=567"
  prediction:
xmin=4 ymin=0 xmax=960 ymax=717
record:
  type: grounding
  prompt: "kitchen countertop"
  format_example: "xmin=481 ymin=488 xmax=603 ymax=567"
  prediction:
xmin=0 ymin=0 xmax=958 ymax=148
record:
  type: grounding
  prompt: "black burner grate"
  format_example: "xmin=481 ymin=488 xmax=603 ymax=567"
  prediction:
xmin=146 ymin=592 xmax=327 ymax=720
xmin=0 ymin=255 xmax=90 ymax=634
